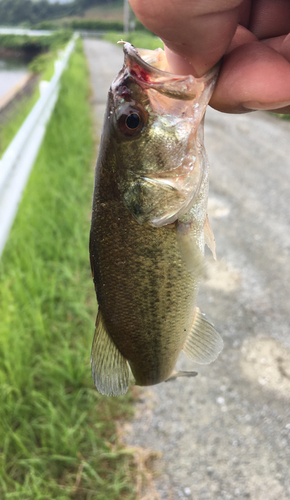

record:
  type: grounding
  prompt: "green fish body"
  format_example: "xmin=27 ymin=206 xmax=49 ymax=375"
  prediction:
xmin=90 ymin=43 xmax=223 ymax=396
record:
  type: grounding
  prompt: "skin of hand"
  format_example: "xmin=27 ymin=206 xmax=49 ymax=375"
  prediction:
xmin=129 ymin=0 xmax=290 ymax=114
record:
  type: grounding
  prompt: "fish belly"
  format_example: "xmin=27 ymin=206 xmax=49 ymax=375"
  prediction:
xmin=90 ymin=196 xmax=199 ymax=386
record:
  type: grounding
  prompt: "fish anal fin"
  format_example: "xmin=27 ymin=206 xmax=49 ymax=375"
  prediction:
xmin=204 ymin=214 xmax=216 ymax=260
xmin=91 ymin=311 xmax=130 ymax=396
xmin=165 ymin=371 xmax=198 ymax=382
xmin=183 ymin=307 xmax=223 ymax=364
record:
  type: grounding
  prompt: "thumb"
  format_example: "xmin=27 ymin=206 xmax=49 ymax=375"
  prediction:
xmin=129 ymin=0 xmax=241 ymax=76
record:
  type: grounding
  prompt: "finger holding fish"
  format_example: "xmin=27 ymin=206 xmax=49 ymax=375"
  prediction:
xmin=129 ymin=0 xmax=290 ymax=114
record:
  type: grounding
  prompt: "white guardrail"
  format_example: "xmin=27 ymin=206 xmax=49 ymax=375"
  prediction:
xmin=0 ymin=34 xmax=77 ymax=258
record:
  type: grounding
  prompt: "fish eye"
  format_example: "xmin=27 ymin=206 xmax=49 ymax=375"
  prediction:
xmin=125 ymin=112 xmax=140 ymax=130
xmin=115 ymin=105 xmax=147 ymax=138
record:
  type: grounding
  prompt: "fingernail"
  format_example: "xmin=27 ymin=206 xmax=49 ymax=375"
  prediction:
xmin=244 ymin=100 xmax=290 ymax=110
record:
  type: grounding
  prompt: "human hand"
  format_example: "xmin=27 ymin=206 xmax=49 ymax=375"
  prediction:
xmin=129 ymin=0 xmax=290 ymax=114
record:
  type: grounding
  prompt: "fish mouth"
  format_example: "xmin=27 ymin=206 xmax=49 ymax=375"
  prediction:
xmin=119 ymin=41 xmax=219 ymax=101
xmin=112 ymin=42 xmax=219 ymax=228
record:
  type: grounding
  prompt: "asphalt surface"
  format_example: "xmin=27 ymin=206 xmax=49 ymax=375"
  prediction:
xmin=84 ymin=39 xmax=290 ymax=500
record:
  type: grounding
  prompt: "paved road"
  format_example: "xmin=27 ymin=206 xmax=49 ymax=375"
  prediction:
xmin=84 ymin=39 xmax=290 ymax=500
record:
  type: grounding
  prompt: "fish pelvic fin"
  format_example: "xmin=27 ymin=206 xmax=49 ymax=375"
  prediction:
xmin=165 ymin=371 xmax=198 ymax=382
xmin=183 ymin=307 xmax=223 ymax=364
xmin=91 ymin=311 xmax=130 ymax=396
xmin=204 ymin=214 xmax=216 ymax=260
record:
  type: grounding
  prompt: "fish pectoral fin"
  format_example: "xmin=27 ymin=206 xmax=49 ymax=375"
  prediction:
xmin=165 ymin=371 xmax=198 ymax=382
xmin=183 ymin=307 xmax=223 ymax=364
xmin=176 ymin=220 xmax=204 ymax=274
xmin=204 ymin=214 xmax=216 ymax=260
xmin=91 ymin=311 xmax=130 ymax=396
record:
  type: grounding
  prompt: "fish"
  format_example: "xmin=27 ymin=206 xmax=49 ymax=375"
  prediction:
xmin=89 ymin=42 xmax=223 ymax=396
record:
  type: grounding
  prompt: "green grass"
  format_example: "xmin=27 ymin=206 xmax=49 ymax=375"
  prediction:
xmin=103 ymin=31 xmax=164 ymax=51
xmin=0 ymin=90 xmax=39 ymax=155
xmin=271 ymin=112 xmax=290 ymax=120
xmin=0 ymin=39 xmax=137 ymax=499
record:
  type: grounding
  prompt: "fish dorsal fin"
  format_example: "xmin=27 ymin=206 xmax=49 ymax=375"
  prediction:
xmin=183 ymin=307 xmax=223 ymax=364
xmin=91 ymin=311 xmax=130 ymax=396
xmin=204 ymin=214 xmax=216 ymax=260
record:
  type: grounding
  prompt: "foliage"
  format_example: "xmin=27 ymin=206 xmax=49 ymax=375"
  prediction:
xmin=0 ymin=0 xmax=120 ymax=26
xmin=0 ymin=31 xmax=72 ymax=54
xmin=76 ymin=0 xmax=119 ymax=11
xmin=103 ymin=31 xmax=164 ymax=51
xmin=32 ymin=20 xmax=60 ymax=31
xmin=0 ymin=0 xmax=151 ymax=34
xmin=27 ymin=52 xmax=53 ymax=78
xmin=67 ymin=17 xmax=154 ymax=34
xmin=27 ymin=31 xmax=73 ymax=80
xmin=0 ymin=0 xmax=76 ymax=25
xmin=0 ymin=39 xmax=136 ymax=499
xmin=70 ymin=19 xmax=123 ymax=31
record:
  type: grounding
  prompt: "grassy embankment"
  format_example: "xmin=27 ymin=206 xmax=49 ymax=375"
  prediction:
xmin=0 ymin=89 xmax=38 ymax=155
xmin=0 ymin=31 xmax=72 ymax=155
xmin=0 ymin=40 xmax=137 ymax=499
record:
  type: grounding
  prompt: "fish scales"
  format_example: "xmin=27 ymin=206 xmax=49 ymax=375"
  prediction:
xmin=90 ymin=152 xmax=206 ymax=385
xmin=90 ymin=43 xmax=223 ymax=396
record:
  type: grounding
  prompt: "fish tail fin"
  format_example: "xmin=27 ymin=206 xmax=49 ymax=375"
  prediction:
xmin=183 ymin=307 xmax=223 ymax=364
xmin=91 ymin=311 xmax=130 ymax=396
xmin=165 ymin=371 xmax=198 ymax=382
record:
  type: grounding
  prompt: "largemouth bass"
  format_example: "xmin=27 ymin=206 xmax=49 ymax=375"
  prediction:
xmin=90 ymin=42 xmax=223 ymax=396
